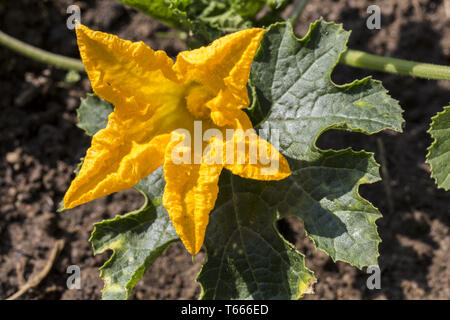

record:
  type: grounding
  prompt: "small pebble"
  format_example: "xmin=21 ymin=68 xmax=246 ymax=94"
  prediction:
xmin=6 ymin=151 xmax=20 ymax=164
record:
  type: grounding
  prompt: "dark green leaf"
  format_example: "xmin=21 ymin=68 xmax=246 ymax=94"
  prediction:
xmin=245 ymin=20 xmax=404 ymax=268
xmin=76 ymin=94 xmax=114 ymax=136
xmin=278 ymin=150 xmax=382 ymax=268
xmin=198 ymin=171 xmax=315 ymax=299
xmin=250 ymin=21 xmax=404 ymax=160
xmin=90 ymin=168 xmax=179 ymax=300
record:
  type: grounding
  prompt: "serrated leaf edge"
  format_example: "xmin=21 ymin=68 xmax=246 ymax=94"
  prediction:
xmin=251 ymin=19 xmax=405 ymax=134
xmin=196 ymin=173 xmax=317 ymax=300
xmin=291 ymin=149 xmax=383 ymax=270
xmin=89 ymin=187 xmax=179 ymax=299
xmin=426 ymin=105 xmax=450 ymax=191
xmin=249 ymin=19 xmax=404 ymax=269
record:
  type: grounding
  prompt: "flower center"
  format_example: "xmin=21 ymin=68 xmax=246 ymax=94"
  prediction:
xmin=184 ymin=83 xmax=215 ymax=120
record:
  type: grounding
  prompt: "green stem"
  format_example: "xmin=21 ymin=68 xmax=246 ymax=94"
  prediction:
xmin=340 ymin=49 xmax=450 ymax=81
xmin=288 ymin=0 xmax=310 ymax=25
xmin=155 ymin=31 xmax=187 ymax=41
xmin=0 ymin=30 xmax=85 ymax=72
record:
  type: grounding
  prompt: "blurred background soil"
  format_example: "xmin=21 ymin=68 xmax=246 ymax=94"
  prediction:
xmin=0 ymin=0 xmax=449 ymax=300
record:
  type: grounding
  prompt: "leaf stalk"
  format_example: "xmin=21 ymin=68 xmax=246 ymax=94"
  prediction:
xmin=288 ymin=0 xmax=310 ymax=25
xmin=341 ymin=49 xmax=450 ymax=81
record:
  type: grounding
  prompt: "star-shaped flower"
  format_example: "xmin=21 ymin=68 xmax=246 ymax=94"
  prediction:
xmin=63 ymin=25 xmax=291 ymax=255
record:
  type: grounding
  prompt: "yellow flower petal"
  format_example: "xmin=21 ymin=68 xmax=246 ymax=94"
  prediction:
xmin=76 ymin=24 xmax=181 ymax=115
xmin=222 ymin=110 xmax=291 ymax=180
xmin=64 ymin=26 xmax=195 ymax=209
xmin=173 ymin=28 xmax=265 ymax=126
xmin=224 ymin=135 xmax=291 ymax=180
xmin=162 ymin=132 xmax=223 ymax=255
xmin=206 ymin=89 xmax=243 ymax=127
xmin=64 ymin=132 xmax=171 ymax=209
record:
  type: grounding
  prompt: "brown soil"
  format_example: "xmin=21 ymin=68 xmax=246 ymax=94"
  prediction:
xmin=0 ymin=0 xmax=449 ymax=300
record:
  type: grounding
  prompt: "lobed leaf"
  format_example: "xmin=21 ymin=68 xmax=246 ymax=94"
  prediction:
xmin=199 ymin=19 xmax=405 ymax=298
xmin=250 ymin=21 xmax=404 ymax=159
xmin=198 ymin=149 xmax=381 ymax=299
xmin=90 ymin=168 xmax=179 ymax=300
xmin=246 ymin=20 xmax=404 ymax=269
xmin=283 ymin=150 xmax=382 ymax=268
xmin=198 ymin=171 xmax=315 ymax=300
xmin=426 ymin=106 xmax=450 ymax=190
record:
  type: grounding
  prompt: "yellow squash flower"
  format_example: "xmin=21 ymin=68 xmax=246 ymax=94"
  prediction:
xmin=63 ymin=24 xmax=291 ymax=255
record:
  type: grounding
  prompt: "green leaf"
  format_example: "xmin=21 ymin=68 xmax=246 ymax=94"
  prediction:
xmin=250 ymin=21 xmax=404 ymax=157
xmin=76 ymin=94 xmax=114 ymax=136
xmin=198 ymin=149 xmax=380 ymax=299
xmin=268 ymin=0 xmax=291 ymax=10
xmin=426 ymin=106 xmax=450 ymax=190
xmin=76 ymin=93 xmax=179 ymax=300
xmin=65 ymin=70 xmax=81 ymax=84
xmin=281 ymin=150 xmax=382 ymax=268
xmin=246 ymin=20 xmax=404 ymax=268
xmin=198 ymin=171 xmax=316 ymax=300
xmin=90 ymin=168 xmax=179 ymax=300
xmin=116 ymin=0 xmax=268 ymax=42
xmin=116 ymin=0 xmax=183 ymax=29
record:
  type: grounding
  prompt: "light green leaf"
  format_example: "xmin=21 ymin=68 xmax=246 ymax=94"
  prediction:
xmin=116 ymin=0 xmax=268 ymax=42
xmin=116 ymin=0 xmax=183 ymax=29
xmin=76 ymin=94 xmax=114 ymax=136
xmin=426 ymin=106 xmax=450 ymax=190
xmin=90 ymin=168 xmax=179 ymax=300
xmin=268 ymin=0 xmax=291 ymax=10
xmin=246 ymin=20 xmax=404 ymax=268
xmin=198 ymin=171 xmax=316 ymax=300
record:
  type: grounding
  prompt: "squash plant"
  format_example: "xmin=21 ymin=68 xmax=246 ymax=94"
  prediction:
xmin=71 ymin=18 xmax=404 ymax=299
xmin=0 ymin=0 xmax=449 ymax=300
